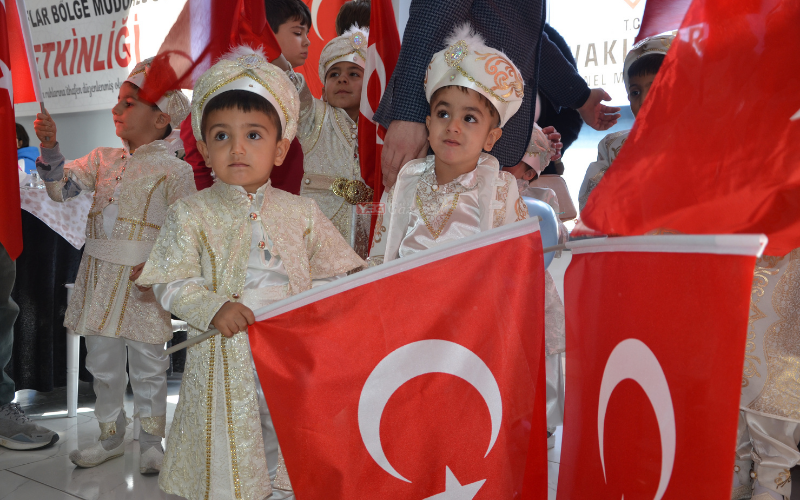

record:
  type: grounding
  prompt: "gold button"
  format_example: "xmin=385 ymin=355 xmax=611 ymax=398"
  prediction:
xmin=304 ymin=178 xmax=311 ymax=184
xmin=115 ymin=176 xmax=121 ymax=181
xmin=108 ymin=197 xmax=114 ymax=202
xmin=351 ymin=133 xmax=357 ymax=139
xmin=231 ymin=293 xmax=240 ymax=299
xmin=247 ymin=194 xmax=254 ymax=201
xmin=249 ymin=213 xmax=258 ymax=220
xmin=734 ymin=465 xmax=740 ymax=472
xmin=257 ymin=241 xmax=266 ymax=249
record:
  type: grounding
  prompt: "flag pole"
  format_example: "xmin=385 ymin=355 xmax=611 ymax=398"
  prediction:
xmin=163 ymin=241 xmax=573 ymax=355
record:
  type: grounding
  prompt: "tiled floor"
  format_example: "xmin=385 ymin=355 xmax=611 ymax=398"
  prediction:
xmin=2 ymin=380 xmax=564 ymax=499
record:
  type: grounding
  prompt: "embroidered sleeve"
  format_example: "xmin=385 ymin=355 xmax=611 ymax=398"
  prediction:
xmin=295 ymin=73 xmax=326 ymax=151
xmin=36 ymin=143 xmax=97 ymax=202
xmin=165 ymin=161 xmax=198 ymax=206
xmin=137 ymin=201 xmax=228 ymax=331
xmin=306 ymin=201 xmax=366 ymax=279
xmin=367 ymin=186 xmax=393 ymax=266
xmin=578 ymin=134 xmax=620 ymax=211
xmin=498 ymin=171 xmax=526 ymax=227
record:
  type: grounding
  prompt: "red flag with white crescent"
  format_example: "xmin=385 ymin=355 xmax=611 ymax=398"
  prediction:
xmin=579 ymin=0 xmax=800 ymax=256
xmin=249 ymin=219 xmax=548 ymax=499
xmin=358 ymin=0 xmax=400 ymax=240
xmin=0 ymin=0 xmax=22 ymax=258
xmin=635 ymin=0 xmax=693 ymax=43
xmin=556 ymin=235 xmax=765 ymax=499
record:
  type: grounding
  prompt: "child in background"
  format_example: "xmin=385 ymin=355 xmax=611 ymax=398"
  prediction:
xmin=292 ymin=25 xmax=373 ymax=258
xmin=137 ymin=47 xmax=363 ymax=500
xmin=33 ymin=60 xmax=194 ymax=473
xmin=268 ymin=0 xmax=311 ymax=68
xmin=335 ymin=0 xmax=370 ymax=35
xmin=368 ymin=23 xmax=528 ymax=265
xmin=577 ymin=33 xmax=674 ymax=211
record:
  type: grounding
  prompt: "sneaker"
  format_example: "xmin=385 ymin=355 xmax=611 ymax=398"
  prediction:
xmin=139 ymin=445 xmax=164 ymax=474
xmin=0 ymin=403 xmax=59 ymax=450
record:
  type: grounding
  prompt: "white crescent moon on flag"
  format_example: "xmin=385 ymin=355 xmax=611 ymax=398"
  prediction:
xmin=359 ymin=46 xmax=387 ymax=123
xmin=311 ymin=0 xmax=324 ymax=40
xmin=597 ymin=338 xmax=676 ymax=500
xmin=791 ymin=107 xmax=800 ymax=121
xmin=0 ymin=60 xmax=14 ymax=106
xmin=358 ymin=340 xmax=503 ymax=483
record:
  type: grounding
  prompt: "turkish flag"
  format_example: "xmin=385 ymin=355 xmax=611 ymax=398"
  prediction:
xmin=5 ymin=0 xmax=40 ymax=104
xmin=579 ymin=0 xmax=800 ymax=256
xmin=635 ymin=0 xmax=692 ymax=43
xmin=249 ymin=219 xmax=548 ymax=499
xmin=358 ymin=0 xmax=400 ymax=240
xmin=556 ymin=235 xmax=766 ymax=499
xmin=0 ymin=1 xmax=22 ymax=259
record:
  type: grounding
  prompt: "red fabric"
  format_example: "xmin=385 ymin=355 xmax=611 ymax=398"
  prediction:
xmin=140 ymin=0 xmax=282 ymax=102
xmin=635 ymin=0 xmax=693 ymax=43
xmin=180 ymin=115 xmax=305 ymax=194
xmin=557 ymin=247 xmax=756 ymax=499
xmin=0 ymin=2 xmax=22 ymax=258
xmin=5 ymin=0 xmax=40 ymax=103
xmin=358 ymin=0 xmax=400 ymax=241
xmin=293 ymin=0 xmax=349 ymax=99
xmin=579 ymin=0 xmax=800 ymax=256
xmin=249 ymin=231 xmax=547 ymax=499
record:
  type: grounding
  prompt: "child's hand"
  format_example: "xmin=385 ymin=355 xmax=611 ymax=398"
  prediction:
xmin=211 ymin=301 xmax=255 ymax=338
xmin=129 ymin=263 xmax=150 ymax=291
xmin=33 ymin=110 xmax=57 ymax=149
xmin=541 ymin=126 xmax=563 ymax=162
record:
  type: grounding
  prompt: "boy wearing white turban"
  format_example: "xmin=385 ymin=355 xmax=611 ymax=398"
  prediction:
xmin=32 ymin=58 xmax=195 ymax=473
xmin=137 ymin=47 xmax=363 ymax=500
xmin=368 ymin=23 xmax=529 ymax=265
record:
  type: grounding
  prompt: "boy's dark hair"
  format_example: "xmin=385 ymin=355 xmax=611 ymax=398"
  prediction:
xmin=267 ymin=0 xmax=311 ymax=33
xmin=627 ymin=53 xmax=666 ymax=81
xmin=335 ymin=0 xmax=370 ymax=36
xmin=430 ymin=85 xmax=500 ymax=128
xmin=201 ymin=90 xmax=283 ymax=141
xmin=15 ymin=123 xmax=29 ymax=148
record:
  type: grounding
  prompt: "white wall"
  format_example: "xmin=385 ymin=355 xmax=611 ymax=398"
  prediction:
xmin=15 ymin=108 xmax=121 ymax=161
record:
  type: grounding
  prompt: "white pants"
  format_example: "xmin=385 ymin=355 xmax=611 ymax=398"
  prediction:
xmin=546 ymin=352 xmax=565 ymax=432
xmin=84 ymin=335 xmax=169 ymax=437
xmin=736 ymin=410 xmax=800 ymax=497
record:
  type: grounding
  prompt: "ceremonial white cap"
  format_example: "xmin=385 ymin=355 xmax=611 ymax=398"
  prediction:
xmin=424 ymin=23 xmax=524 ymax=127
xmin=191 ymin=46 xmax=299 ymax=143
xmin=125 ymin=58 xmax=191 ymax=129
xmin=318 ymin=24 xmax=368 ymax=83
xmin=623 ymin=33 xmax=675 ymax=93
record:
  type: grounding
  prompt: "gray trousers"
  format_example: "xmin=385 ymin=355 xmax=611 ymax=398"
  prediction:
xmin=0 ymin=244 xmax=19 ymax=406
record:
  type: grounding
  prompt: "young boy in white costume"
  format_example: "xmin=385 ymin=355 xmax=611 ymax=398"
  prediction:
xmin=368 ymin=24 xmax=528 ymax=265
xmin=137 ymin=47 xmax=364 ymax=500
xmin=732 ymin=250 xmax=800 ymax=500
xmin=32 ymin=60 xmax=195 ymax=473
xmin=577 ymin=33 xmax=674 ymax=211
xmin=291 ymin=25 xmax=373 ymax=258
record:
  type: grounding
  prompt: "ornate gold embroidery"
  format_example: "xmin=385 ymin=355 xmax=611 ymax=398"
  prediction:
xmin=138 ymin=175 xmax=167 ymax=240
xmin=220 ymin=338 xmax=242 ymax=499
xmin=515 ymin=196 xmax=527 ymax=222
xmin=776 ymin=469 xmax=791 ymax=488
xmin=743 ymin=265 xmax=776 ymax=387
xmin=204 ymin=335 xmax=216 ymax=500
xmin=199 ymin=230 xmax=218 ymax=293
xmin=416 ymin=193 xmax=459 ymax=239
xmin=474 ymin=51 xmax=524 ymax=99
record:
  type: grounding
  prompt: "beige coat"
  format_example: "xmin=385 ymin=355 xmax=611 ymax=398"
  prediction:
xmin=40 ymin=140 xmax=196 ymax=343
xmin=138 ymin=181 xmax=364 ymax=500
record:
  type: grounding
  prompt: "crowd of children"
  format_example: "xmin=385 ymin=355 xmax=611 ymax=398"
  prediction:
xmin=0 ymin=1 xmax=793 ymax=500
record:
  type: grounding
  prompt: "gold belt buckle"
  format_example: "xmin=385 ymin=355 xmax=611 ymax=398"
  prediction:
xmin=331 ymin=177 xmax=373 ymax=205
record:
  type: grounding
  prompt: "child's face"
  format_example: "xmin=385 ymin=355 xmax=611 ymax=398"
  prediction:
xmin=425 ymin=87 xmax=502 ymax=172
xmin=323 ymin=62 xmax=363 ymax=112
xmin=628 ymin=72 xmax=657 ymax=117
xmin=197 ymin=108 xmax=290 ymax=193
xmin=275 ymin=18 xmax=310 ymax=68
xmin=112 ymin=82 xmax=168 ymax=145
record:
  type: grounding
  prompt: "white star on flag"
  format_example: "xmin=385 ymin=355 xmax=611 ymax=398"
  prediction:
xmin=423 ymin=467 xmax=486 ymax=500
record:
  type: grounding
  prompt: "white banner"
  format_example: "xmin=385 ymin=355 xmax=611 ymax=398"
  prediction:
xmin=16 ymin=0 xmax=186 ymax=115
xmin=549 ymin=0 xmax=648 ymax=106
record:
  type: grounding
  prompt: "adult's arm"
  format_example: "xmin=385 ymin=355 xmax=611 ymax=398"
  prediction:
xmin=374 ymin=0 xmax=476 ymax=188
xmin=538 ymin=32 xmax=620 ymax=131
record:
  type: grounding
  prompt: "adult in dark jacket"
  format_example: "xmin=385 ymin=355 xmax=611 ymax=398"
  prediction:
xmin=374 ymin=0 xmax=620 ymax=187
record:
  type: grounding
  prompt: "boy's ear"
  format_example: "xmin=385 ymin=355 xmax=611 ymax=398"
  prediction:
xmin=321 ymin=85 xmax=327 ymax=103
xmin=196 ymin=140 xmax=210 ymax=164
xmin=155 ymin=111 xmax=170 ymax=131
xmin=273 ymin=138 xmax=291 ymax=166
xmin=425 ymin=115 xmax=431 ymax=134
xmin=483 ymin=127 xmax=503 ymax=152
xmin=522 ymin=167 xmax=537 ymax=181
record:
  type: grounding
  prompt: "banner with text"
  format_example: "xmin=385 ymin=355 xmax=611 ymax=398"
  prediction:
xmin=549 ymin=0 xmax=648 ymax=106
xmin=17 ymin=0 xmax=186 ymax=115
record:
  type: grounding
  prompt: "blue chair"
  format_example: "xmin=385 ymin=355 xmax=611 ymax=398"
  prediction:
xmin=522 ymin=196 xmax=559 ymax=269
